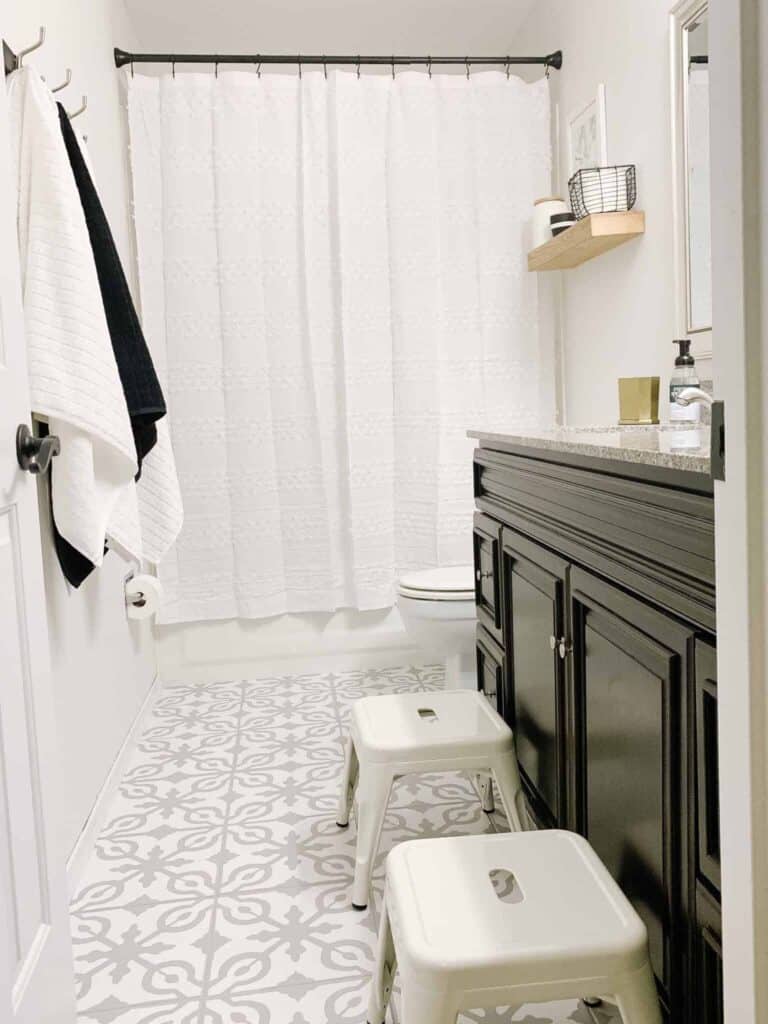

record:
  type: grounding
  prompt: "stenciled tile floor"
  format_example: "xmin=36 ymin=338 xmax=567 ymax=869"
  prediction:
xmin=71 ymin=665 xmax=621 ymax=1024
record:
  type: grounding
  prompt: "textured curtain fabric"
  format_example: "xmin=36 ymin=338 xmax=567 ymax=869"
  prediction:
xmin=127 ymin=70 xmax=551 ymax=623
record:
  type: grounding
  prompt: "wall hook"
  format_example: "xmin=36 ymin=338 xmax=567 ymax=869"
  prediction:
xmin=17 ymin=26 xmax=45 ymax=67
xmin=68 ymin=95 xmax=87 ymax=119
xmin=51 ymin=68 xmax=72 ymax=93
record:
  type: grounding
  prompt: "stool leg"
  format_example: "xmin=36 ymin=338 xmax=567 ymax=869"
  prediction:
xmin=490 ymin=751 xmax=526 ymax=832
xmin=399 ymin=984 xmax=457 ymax=1023
xmin=352 ymin=768 xmax=392 ymax=909
xmin=367 ymin=897 xmax=397 ymax=1024
xmin=474 ymin=772 xmax=495 ymax=814
xmin=337 ymin=734 xmax=359 ymax=828
xmin=614 ymin=965 xmax=663 ymax=1024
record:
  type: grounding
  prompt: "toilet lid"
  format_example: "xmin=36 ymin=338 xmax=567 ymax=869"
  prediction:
xmin=397 ymin=565 xmax=475 ymax=601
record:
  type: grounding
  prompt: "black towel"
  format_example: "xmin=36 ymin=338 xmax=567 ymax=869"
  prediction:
xmin=54 ymin=104 xmax=167 ymax=586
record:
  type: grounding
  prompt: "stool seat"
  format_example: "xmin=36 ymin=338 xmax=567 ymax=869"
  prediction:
xmin=337 ymin=689 xmax=527 ymax=909
xmin=352 ymin=690 xmax=514 ymax=761
xmin=367 ymin=829 xmax=662 ymax=1024
xmin=387 ymin=830 xmax=648 ymax=987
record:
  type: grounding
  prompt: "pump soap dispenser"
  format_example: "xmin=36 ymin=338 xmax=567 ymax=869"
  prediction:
xmin=669 ymin=339 xmax=700 ymax=423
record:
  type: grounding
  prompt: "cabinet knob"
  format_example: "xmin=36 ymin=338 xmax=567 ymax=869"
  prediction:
xmin=476 ymin=569 xmax=493 ymax=582
xmin=550 ymin=635 xmax=572 ymax=659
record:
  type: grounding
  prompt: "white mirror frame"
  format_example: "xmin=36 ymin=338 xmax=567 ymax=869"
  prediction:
xmin=670 ymin=0 xmax=712 ymax=369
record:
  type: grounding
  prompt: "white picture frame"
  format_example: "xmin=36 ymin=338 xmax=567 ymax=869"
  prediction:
xmin=567 ymin=84 xmax=608 ymax=178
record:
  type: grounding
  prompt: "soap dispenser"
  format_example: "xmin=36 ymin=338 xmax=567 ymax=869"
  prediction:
xmin=669 ymin=339 xmax=700 ymax=423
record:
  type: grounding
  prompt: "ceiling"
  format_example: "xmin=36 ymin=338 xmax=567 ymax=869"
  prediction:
xmin=122 ymin=0 xmax=538 ymax=57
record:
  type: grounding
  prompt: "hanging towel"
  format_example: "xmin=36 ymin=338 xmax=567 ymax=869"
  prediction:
xmin=73 ymin=121 xmax=183 ymax=570
xmin=8 ymin=67 xmax=138 ymax=568
xmin=52 ymin=104 xmax=172 ymax=585
xmin=57 ymin=104 xmax=166 ymax=465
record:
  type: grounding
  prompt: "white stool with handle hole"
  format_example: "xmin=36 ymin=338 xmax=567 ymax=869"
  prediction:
xmin=336 ymin=689 xmax=528 ymax=910
xmin=367 ymin=830 xmax=662 ymax=1024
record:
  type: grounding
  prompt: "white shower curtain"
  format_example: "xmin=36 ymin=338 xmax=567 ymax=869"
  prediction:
xmin=127 ymin=69 xmax=551 ymax=623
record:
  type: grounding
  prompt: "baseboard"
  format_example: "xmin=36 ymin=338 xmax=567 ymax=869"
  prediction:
xmin=66 ymin=672 xmax=162 ymax=897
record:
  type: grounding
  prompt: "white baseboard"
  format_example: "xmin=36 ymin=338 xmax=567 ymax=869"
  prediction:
xmin=66 ymin=673 xmax=162 ymax=897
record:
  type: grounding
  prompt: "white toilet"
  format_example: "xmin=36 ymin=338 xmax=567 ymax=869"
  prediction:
xmin=396 ymin=565 xmax=478 ymax=690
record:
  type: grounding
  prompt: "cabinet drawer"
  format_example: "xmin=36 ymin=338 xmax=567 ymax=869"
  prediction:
xmin=476 ymin=626 xmax=505 ymax=718
xmin=695 ymin=640 xmax=721 ymax=894
xmin=473 ymin=514 xmax=502 ymax=644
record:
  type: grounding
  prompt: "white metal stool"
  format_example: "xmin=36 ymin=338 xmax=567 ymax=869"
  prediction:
xmin=367 ymin=830 xmax=662 ymax=1024
xmin=336 ymin=690 xmax=527 ymax=910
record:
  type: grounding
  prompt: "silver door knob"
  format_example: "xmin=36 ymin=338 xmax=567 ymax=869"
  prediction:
xmin=16 ymin=424 xmax=60 ymax=475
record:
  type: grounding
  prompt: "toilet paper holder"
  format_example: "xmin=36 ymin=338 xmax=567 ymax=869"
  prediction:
xmin=124 ymin=572 xmax=146 ymax=608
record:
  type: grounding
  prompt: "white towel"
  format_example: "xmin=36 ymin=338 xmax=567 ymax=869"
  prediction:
xmin=8 ymin=68 xmax=138 ymax=566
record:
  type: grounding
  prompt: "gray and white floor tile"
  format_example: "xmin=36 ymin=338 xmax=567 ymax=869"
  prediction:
xmin=71 ymin=665 xmax=619 ymax=1024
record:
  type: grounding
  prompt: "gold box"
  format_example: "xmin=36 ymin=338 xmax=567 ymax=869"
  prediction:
xmin=618 ymin=376 xmax=660 ymax=425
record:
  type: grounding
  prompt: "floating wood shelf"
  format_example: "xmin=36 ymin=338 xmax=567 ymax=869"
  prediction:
xmin=527 ymin=211 xmax=646 ymax=272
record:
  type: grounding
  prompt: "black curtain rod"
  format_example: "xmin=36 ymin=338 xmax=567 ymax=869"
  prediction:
xmin=114 ymin=47 xmax=563 ymax=71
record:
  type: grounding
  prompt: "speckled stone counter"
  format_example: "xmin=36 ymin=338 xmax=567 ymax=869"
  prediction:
xmin=468 ymin=424 xmax=711 ymax=476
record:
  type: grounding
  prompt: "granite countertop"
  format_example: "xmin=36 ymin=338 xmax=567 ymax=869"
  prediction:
xmin=468 ymin=424 xmax=711 ymax=475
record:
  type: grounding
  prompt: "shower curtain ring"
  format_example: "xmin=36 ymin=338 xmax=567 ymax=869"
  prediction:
xmin=256 ymin=57 xmax=261 ymax=78
xmin=356 ymin=55 xmax=361 ymax=79
xmin=172 ymin=60 xmax=176 ymax=79
xmin=298 ymin=55 xmax=302 ymax=79
xmin=131 ymin=60 xmax=134 ymax=78
xmin=427 ymin=56 xmax=432 ymax=79
xmin=465 ymin=57 xmax=471 ymax=79
xmin=391 ymin=56 xmax=395 ymax=80
xmin=323 ymin=55 xmax=327 ymax=80
xmin=214 ymin=59 xmax=219 ymax=78
xmin=505 ymin=58 xmax=510 ymax=80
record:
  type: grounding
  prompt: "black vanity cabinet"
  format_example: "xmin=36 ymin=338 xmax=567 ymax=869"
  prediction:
xmin=472 ymin=439 xmax=721 ymax=1024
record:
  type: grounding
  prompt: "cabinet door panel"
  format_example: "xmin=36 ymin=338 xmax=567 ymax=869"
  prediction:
xmin=570 ymin=569 xmax=694 ymax=1019
xmin=502 ymin=531 xmax=569 ymax=828
xmin=695 ymin=884 xmax=724 ymax=1024
xmin=695 ymin=640 xmax=720 ymax=893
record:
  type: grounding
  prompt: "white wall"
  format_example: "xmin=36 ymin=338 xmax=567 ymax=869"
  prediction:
xmin=510 ymin=0 xmax=708 ymax=425
xmin=4 ymin=2 xmax=157 ymax=859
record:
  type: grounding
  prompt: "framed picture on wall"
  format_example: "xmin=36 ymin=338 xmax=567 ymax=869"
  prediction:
xmin=567 ymin=84 xmax=608 ymax=175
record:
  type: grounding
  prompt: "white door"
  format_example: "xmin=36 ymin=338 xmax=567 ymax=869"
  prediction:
xmin=0 ymin=56 xmax=77 ymax=1024
xmin=710 ymin=0 xmax=768 ymax=1020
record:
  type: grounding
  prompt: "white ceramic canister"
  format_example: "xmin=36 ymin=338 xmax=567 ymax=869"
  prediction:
xmin=532 ymin=196 xmax=568 ymax=248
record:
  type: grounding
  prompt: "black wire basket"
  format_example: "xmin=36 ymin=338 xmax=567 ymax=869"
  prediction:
xmin=568 ymin=165 xmax=637 ymax=219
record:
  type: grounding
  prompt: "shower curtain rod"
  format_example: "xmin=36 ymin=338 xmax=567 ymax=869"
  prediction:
xmin=114 ymin=47 xmax=563 ymax=72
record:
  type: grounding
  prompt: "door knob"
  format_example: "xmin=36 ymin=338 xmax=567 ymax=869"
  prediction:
xmin=16 ymin=424 xmax=61 ymax=475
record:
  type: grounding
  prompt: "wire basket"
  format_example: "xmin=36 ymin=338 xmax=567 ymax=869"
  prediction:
xmin=568 ymin=165 xmax=637 ymax=219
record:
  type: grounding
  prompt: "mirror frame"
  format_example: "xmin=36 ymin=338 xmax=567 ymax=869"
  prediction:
xmin=670 ymin=0 xmax=712 ymax=362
